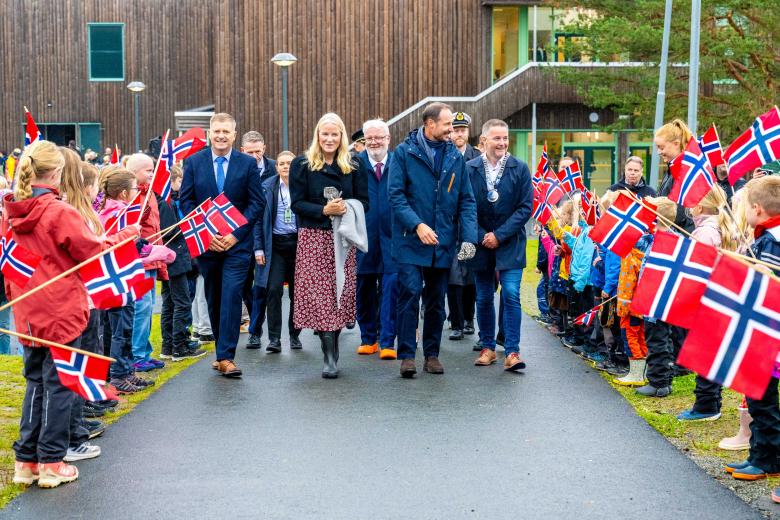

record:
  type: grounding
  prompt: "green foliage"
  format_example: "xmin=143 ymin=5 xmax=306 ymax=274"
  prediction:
xmin=551 ymin=0 xmax=780 ymax=140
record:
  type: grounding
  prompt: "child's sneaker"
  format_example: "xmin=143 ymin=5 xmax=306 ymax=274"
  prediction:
xmin=64 ymin=442 xmax=101 ymax=462
xmin=147 ymin=358 xmax=165 ymax=369
xmin=160 ymin=345 xmax=174 ymax=360
xmin=12 ymin=461 xmax=39 ymax=485
xmin=132 ymin=361 xmax=155 ymax=372
xmin=676 ymin=409 xmax=721 ymax=422
xmin=110 ymin=377 xmax=141 ymax=394
xmin=128 ymin=374 xmax=154 ymax=388
xmin=37 ymin=462 xmax=78 ymax=488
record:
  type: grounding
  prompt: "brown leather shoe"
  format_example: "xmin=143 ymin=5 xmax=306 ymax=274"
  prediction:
xmin=474 ymin=348 xmax=497 ymax=366
xmin=400 ymin=359 xmax=417 ymax=378
xmin=504 ymin=353 xmax=526 ymax=372
xmin=423 ymin=356 xmax=444 ymax=374
xmin=217 ymin=359 xmax=242 ymax=378
xmin=211 ymin=360 xmax=219 ymax=371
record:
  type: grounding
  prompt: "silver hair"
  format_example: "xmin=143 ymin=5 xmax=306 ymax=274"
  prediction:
xmin=362 ymin=119 xmax=390 ymax=136
xmin=480 ymin=119 xmax=508 ymax=138
xmin=241 ymin=131 xmax=265 ymax=146
xmin=625 ymin=155 xmax=644 ymax=167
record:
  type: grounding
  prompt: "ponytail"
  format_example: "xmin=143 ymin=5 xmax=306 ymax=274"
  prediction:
xmin=59 ymin=147 xmax=104 ymax=234
xmin=99 ymin=169 xmax=136 ymax=209
xmin=13 ymin=141 xmax=65 ymax=201
xmin=655 ymin=118 xmax=693 ymax=150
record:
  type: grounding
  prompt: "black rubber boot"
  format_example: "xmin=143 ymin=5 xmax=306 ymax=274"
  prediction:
xmin=320 ymin=331 xmax=338 ymax=379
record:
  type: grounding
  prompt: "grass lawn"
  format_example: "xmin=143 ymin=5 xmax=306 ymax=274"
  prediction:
xmin=0 ymin=313 xmax=212 ymax=508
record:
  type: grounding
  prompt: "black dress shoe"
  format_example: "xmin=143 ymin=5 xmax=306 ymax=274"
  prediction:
xmin=266 ymin=340 xmax=282 ymax=353
xmin=449 ymin=329 xmax=464 ymax=341
xmin=83 ymin=402 xmax=106 ymax=418
xmin=246 ymin=334 xmax=263 ymax=349
xmin=463 ymin=321 xmax=475 ymax=335
xmin=290 ymin=336 xmax=302 ymax=350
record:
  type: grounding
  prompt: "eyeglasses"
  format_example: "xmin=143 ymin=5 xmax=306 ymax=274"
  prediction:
xmin=365 ymin=136 xmax=389 ymax=143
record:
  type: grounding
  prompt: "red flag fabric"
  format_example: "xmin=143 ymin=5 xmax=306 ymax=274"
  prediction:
xmin=677 ymin=255 xmax=780 ymax=400
xmin=181 ymin=212 xmax=213 ymax=258
xmin=110 ymin=145 xmax=120 ymax=165
xmin=50 ymin=345 xmax=117 ymax=401
xmin=151 ymin=128 xmax=207 ymax=202
xmin=574 ymin=305 xmax=600 ymax=326
xmin=78 ymin=241 xmax=149 ymax=309
xmin=556 ymin=161 xmax=585 ymax=193
xmin=542 ymin=170 xmax=565 ymax=207
xmin=668 ymin=137 xmax=717 ymax=208
xmin=206 ymin=193 xmax=248 ymax=236
xmin=723 ymin=107 xmax=780 ymax=184
xmin=532 ymin=186 xmax=552 ymax=225
xmin=589 ymin=192 xmax=656 ymax=258
xmin=698 ymin=124 xmax=724 ymax=170
xmin=532 ymin=144 xmax=549 ymax=191
xmin=630 ymin=232 xmax=717 ymax=329
xmin=104 ymin=194 xmax=142 ymax=235
xmin=24 ymin=108 xmax=42 ymax=147
xmin=0 ymin=229 xmax=41 ymax=288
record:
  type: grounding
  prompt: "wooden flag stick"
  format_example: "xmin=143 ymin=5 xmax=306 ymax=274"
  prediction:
xmin=0 ymin=328 xmax=115 ymax=362
xmin=138 ymin=129 xmax=171 ymax=221
xmin=0 ymin=235 xmax=138 ymax=313
xmin=146 ymin=206 xmax=201 ymax=244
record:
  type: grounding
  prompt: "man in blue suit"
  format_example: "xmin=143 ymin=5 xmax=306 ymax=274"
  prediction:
xmin=467 ymin=119 xmax=533 ymax=372
xmin=180 ymin=113 xmax=263 ymax=378
xmin=388 ymin=102 xmax=477 ymax=378
xmin=355 ymin=119 xmax=398 ymax=360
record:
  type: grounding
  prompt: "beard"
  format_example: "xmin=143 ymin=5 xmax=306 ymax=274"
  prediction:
xmin=368 ymin=147 xmax=388 ymax=162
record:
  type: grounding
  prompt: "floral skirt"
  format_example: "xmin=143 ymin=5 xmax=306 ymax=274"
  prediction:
xmin=293 ymin=228 xmax=357 ymax=331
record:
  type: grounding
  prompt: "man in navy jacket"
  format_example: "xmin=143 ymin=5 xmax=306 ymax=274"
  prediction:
xmin=466 ymin=119 xmax=533 ymax=372
xmin=355 ymin=120 xmax=398 ymax=360
xmin=388 ymin=102 xmax=477 ymax=378
xmin=180 ymin=113 xmax=263 ymax=378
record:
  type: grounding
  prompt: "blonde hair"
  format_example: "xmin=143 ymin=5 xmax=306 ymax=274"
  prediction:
xmin=305 ymin=113 xmax=354 ymax=173
xmin=276 ymin=150 xmax=296 ymax=161
xmin=655 ymin=119 xmax=693 ymax=150
xmin=695 ymin=185 xmax=739 ymax=251
xmin=81 ymin=162 xmax=99 ymax=190
xmin=645 ymin=196 xmax=676 ymax=226
xmin=746 ymin=175 xmax=780 ymax=216
xmin=14 ymin=140 xmax=65 ymax=201
xmin=98 ymin=163 xmax=123 ymax=190
xmin=0 ymin=177 xmax=7 ymax=190
xmin=100 ymin=169 xmax=136 ymax=209
xmin=59 ymin=147 xmax=103 ymax=234
xmin=557 ymin=199 xmax=576 ymax=227
xmin=731 ymin=185 xmax=755 ymax=253
xmin=209 ymin=112 xmax=237 ymax=129
xmin=170 ymin=163 xmax=184 ymax=183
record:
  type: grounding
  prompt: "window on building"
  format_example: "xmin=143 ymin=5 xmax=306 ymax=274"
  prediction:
xmin=491 ymin=7 xmax=520 ymax=81
xmin=88 ymin=23 xmax=124 ymax=81
xmin=528 ymin=7 xmax=553 ymax=62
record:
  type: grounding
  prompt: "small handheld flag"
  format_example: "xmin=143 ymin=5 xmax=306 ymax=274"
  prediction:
xmin=0 ymin=229 xmax=41 ymax=288
xmin=24 ymin=107 xmax=42 ymax=147
xmin=723 ymin=107 xmax=780 ymax=184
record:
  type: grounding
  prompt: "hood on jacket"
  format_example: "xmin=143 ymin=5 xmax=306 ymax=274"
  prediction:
xmin=3 ymin=187 xmax=59 ymax=235
xmin=98 ymin=198 xmax=129 ymax=221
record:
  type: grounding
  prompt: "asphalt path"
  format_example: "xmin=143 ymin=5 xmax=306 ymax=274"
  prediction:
xmin=1 ymin=300 xmax=759 ymax=519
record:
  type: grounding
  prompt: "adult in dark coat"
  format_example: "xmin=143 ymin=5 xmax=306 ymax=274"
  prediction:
xmin=180 ymin=113 xmax=263 ymax=378
xmin=252 ymin=151 xmax=301 ymax=352
xmin=467 ymin=120 xmax=533 ymax=371
xmin=608 ymin=156 xmax=657 ymax=199
xmin=447 ymin=111 xmax=479 ymax=340
xmin=354 ymin=120 xmax=398 ymax=358
xmin=388 ymin=102 xmax=477 ymax=378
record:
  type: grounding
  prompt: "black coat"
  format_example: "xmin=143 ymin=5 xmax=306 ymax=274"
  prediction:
xmin=289 ymin=156 xmax=369 ymax=230
xmin=158 ymin=193 xmax=192 ymax=278
xmin=658 ymin=170 xmax=694 ymax=232
xmin=258 ymin=156 xmax=277 ymax=183
xmin=463 ymin=144 xmax=481 ymax=162
xmin=608 ymin=179 xmax=656 ymax=199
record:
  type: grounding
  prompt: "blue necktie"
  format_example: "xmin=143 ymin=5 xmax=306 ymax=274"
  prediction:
xmin=215 ymin=156 xmax=226 ymax=193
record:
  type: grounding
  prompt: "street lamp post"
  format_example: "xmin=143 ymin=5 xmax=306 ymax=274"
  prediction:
xmin=271 ymin=53 xmax=297 ymax=151
xmin=127 ymin=81 xmax=146 ymax=152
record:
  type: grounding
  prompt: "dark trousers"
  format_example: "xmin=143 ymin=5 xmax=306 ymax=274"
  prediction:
xmin=266 ymin=233 xmax=300 ymax=341
xmin=161 ymin=273 xmax=193 ymax=350
xmin=357 ymin=272 xmax=382 ymax=345
xmin=249 ymin=285 xmax=266 ymax=336
xmin=447 ymin=285 xmax=466 ymax=330
xmin=198 ymin=251 xmax=250 ymax=360
xmin=644 ymin=319 xmax=674 ymax=388
xmin=242 ymin=258 xmax=255 ymax=318
xmin=69 ymin=311 xmax=101 ymax=449
xmin=108 ymin=304 xmax=134 ymax=379
xmin=396 ymin=263 xmax=449 ymax=360
xmin=693 ymin=376 xmax=723 ymax=414
xmin=570 ymin=286 xmax=593 ymax=342
xmin=14 ymin=341 xmax=79 ymax=463
xmin=747 ymin=378 xmax=780 ymax=473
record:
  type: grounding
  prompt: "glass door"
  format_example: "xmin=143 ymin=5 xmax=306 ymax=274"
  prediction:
xmin=565 ymin=146 xmax=615 ymax=195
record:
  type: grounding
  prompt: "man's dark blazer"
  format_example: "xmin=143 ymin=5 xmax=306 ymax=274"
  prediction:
xmin=259 ymin=156 xmax=278 ymax=183
xmin=180 ymin=147 xmax=263 ymax=255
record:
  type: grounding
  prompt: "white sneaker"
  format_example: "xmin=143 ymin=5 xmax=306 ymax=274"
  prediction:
xmin=64 ymin=442 xmax=101 ymax=462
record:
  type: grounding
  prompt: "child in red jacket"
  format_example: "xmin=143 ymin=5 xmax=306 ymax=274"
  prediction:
xmin=8 ymin=141 xmax=138 ymax=489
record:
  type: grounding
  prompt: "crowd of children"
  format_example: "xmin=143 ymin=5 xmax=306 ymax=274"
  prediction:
xmin=7 ymin=141 xmax=209 ymax=488
xmin=534 ymin=119 xmax=780 ymax=503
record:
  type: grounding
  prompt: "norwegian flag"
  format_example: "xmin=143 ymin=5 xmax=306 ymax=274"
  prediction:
xmin=110 ymin=144 xmax=120 ymax=165
xmin=723 ymin=107 xmax=780 ymax=184
xmin=668 ymin=137 xmax=717 ymax=208
xmin=532 ymin=144 xmax=550 ymax=191
xmin=556 ymin=161 xmax=585 ymax=194
xmin=574 ymin=305 xmax=600 ymax=326
xmin=50 ymin=346 xmax=117 ymax=401
xmin=206 ymin=193 xmax=248 ymax=236
xmin=677 ymin=255 xmax=780 ymax=400
xmin=152 ymin=128 xmax=207 ymax=202
xmin=630 ymin=232 xmax=717 ymax=329
xmin=24 ymin=107 xmax=42 ymax=147
xmin=195 ymin=198 xmax=220 ymax=235
xmin=532 ymin=186 xmax=552 ymax=225
xmin=582 ymin=190 xmax=601 ymax=226
xmin=78 ymin=241 xmax=151 ymax=309
xmin=181 ymin=212 xmax=213 ymax=258
xmin=698 ymin=124 xmax=724 ymax=170
xmin=589 ymin=192 xmax=656 ymax=258
xmin=104 ymin=194 xmax=142 ymax=234
xmin=543 ymin=170 xmax=565 ymax=207
xmin=0 ymin=229 xmax=41 ymax=288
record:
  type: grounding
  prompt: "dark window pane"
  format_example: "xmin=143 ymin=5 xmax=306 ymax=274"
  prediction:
xmin=89 ymin=24 xmax=123 ymax=79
